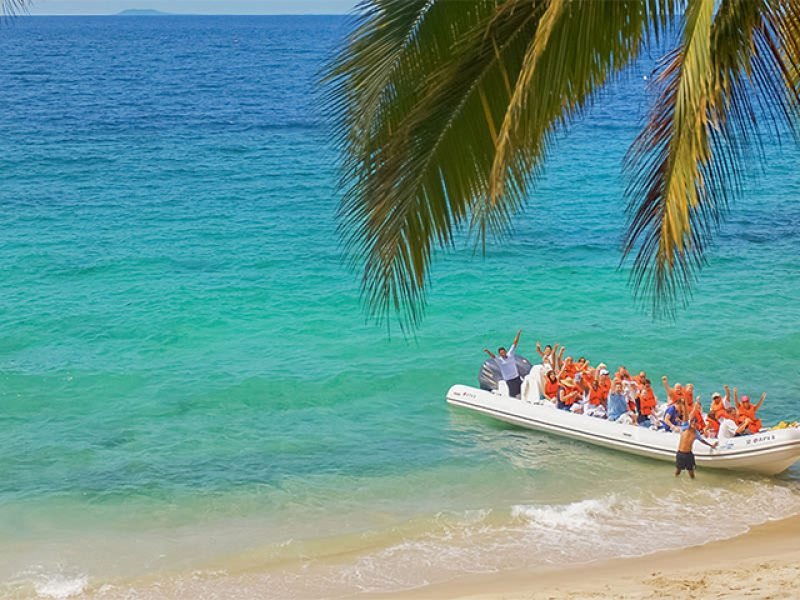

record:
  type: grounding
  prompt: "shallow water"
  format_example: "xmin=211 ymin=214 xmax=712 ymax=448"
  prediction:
xmin=1 ymin=15 xmax=799 ymax=599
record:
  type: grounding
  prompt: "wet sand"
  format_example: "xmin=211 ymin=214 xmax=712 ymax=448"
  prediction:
xmin=380 ymin=515 xmax=800 ymax=599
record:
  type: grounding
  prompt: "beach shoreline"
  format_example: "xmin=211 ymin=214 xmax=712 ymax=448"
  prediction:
xmin=375 ymin=514 xmax=800 ymax=599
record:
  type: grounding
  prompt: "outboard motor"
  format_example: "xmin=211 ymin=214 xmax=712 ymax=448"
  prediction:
xmin=478 ymin=355 xmax=533 ymax=391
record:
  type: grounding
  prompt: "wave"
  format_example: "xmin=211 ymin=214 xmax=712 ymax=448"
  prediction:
xmin=5 ymin=478 xmax=800 ymax=600
xmin=6 ymin=567 xmax=88 ymax=600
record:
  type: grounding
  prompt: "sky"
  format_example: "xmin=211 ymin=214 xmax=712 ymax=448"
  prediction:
xmin=26 ymin=1 xmax=359 ymax=15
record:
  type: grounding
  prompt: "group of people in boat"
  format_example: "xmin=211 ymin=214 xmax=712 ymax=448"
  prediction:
xmin=483 ymin=330 xmax=767 ymax=441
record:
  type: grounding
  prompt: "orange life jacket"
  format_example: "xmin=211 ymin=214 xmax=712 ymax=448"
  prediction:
xmin=691 ymin=406 xmax=705 ymax=432
xmin=737 ymin=404 xmax=762 ymax=433
xmin=639 ymin=388 xmax=657 ymax=416
xmin=589 ymin=385 xmax=605 ymax=406
xmin=561 ymin=385 xmax=581 ymax=406
xmin=544 ymin=379 xmax=559 ymax=399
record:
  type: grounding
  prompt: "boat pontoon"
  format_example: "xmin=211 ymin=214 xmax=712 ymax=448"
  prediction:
xmin=447 ymin=360 xmax=800 ymax=475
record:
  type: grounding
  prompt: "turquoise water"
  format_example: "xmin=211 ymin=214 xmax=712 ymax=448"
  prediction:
xmin=1 ymin=15 xmax=800 ymax=599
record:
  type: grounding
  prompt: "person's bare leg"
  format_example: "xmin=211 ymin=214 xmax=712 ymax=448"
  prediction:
xmin=688 ymin=469 xmax=695 ymax=479
xmin=675 ymin=468 xmax=681 ymax=477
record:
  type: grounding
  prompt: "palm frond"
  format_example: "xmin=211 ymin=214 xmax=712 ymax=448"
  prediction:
xmin=327 ymin=0 xmax=677 ymax=330
xmin=1 ymin=0 xmax=29 ymax=17
xmin=327 ymin=0 xmax=543 ymax=330
xmin=485 ymin=0 xmax=675 ymax=220
xmin=624 ymin=0 xmax=800 ymax=316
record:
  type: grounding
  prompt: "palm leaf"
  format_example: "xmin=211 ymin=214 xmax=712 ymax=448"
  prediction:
xmin=486 ymin=0 xmax=675 ymax=218
xmin=1 ymin=0 xmax=29 ymax=16
xmin=624 ymin=0 xmax=800 ymax=316
xmin=328 ymin=0 xmax=543 ymax=330
xmin=328 ymin=0 xmax=676 ymax=330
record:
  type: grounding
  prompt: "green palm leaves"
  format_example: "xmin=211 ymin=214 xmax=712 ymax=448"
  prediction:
xmin=327 ymin=0 xmax=800 ymax=328
xmin=624 ymin=0 xmax=800 ymax=315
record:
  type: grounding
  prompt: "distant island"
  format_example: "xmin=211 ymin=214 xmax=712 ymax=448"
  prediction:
xmin=117 ymin=9 xmax=171 ymax=16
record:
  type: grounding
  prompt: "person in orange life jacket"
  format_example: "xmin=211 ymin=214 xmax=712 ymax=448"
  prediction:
xmin=662 ymin=375 xmax=686 ymax=406
xmin=705 ymin=409 xmax=748 ymax=439
xmin=688 ymin=395 xmax=705 ymax=432
xmin=543 ymin=369 xmax=560 ymax=401
xmin=557 ymin=377 xmax=582 ymax=410
xmin=733 ymin=387 xmax=766 ymax=434
xmin=683 ymin=383 xmax=697 ymax=412
xmin=559 ymin=355 xmax=577 ymax=379
xmin=636 ymin=379 xmax=658 ymax=425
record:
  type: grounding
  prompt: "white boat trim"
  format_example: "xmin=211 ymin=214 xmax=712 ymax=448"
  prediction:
xmin=446 ymin=384 xmax=800 ymax=476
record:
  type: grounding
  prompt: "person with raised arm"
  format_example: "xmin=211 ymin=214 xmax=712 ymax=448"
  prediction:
xmin=733 ymin=387 xmax=766 ymax=434
xmin=661 ymin=375 xmax=685 ymax=406
xmin=483 ymin=329 xmax=523 ymax=398
xmin=688 ymin=395 xmax=705 ymax=433
xmin=554 ymin=344 xmax=565 ymax=372
xmin=684 ymin=383 xmax=697 ymax=413
xmin=559 ymin=355 xmax=577 ymax=379
xmin=535 ymin=341 xmax=555 ymax=370
xmin=723 ymin=384 xmax=734 ymax=410
xmin=675 ymin=417 xmax=718 ymax=479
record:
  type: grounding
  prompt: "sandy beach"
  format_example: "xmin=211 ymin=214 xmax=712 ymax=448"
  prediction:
xmin=385 ymin=515 xmax=800 ymax=600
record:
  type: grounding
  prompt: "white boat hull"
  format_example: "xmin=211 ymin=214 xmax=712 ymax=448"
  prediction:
xmin=447 ymin=384 xmax=800 ymax=476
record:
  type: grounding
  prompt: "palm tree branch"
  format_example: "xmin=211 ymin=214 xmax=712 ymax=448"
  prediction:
xmin=624 ymin=0 xmax=800 ymax=316
xmin=474 ymin=0 xmax=677 ymax=246
xmin=332 ymin=1 xmax=542 ymax=329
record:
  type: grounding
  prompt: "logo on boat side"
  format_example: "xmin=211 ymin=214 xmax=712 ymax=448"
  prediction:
xmin=745 ymin=434 xmax=776 ymax=445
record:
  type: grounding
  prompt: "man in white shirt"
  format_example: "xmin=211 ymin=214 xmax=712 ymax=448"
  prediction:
xmin=717 ymin=413 xmax=747 ymax=440
xmin=483 ymin=329 xmax=523 ymax=398
xmin=706 ymin=409 xmax=747 ymax=440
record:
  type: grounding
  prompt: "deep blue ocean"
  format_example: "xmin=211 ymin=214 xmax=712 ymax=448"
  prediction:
xmin=1 ymin=15 xmax=799 ymax=599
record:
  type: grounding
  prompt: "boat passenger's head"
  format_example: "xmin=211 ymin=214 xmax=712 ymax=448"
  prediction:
xmin=712 ymin=392 xmax=722 ymax=402
xmin=544 ymin=344 xmax=552 ymax=354
xmin=498 ymin=346 xmax=508 ymax=358
xmin=707 ymin=410 xmax=718 ymax=422
xmin=674 ymin=383 xmax=683 ymax=393
xmin=547 ymin=370 xmax=557 ymax=382
xmin=565 ymin=356 xmax=573 ymax=364
xmin=741 ymin=395 xmax=751 ymax=405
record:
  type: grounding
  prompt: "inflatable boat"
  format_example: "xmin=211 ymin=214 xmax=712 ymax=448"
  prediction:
xmin=447 ymin=361 xmax=800 ymax=476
